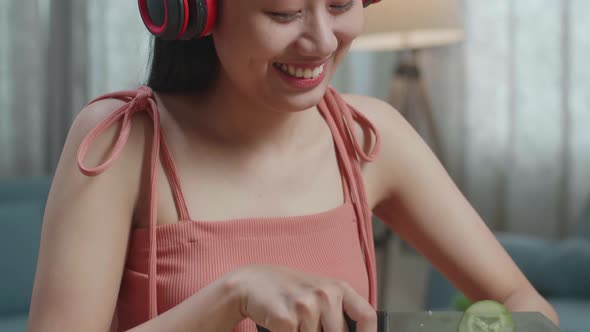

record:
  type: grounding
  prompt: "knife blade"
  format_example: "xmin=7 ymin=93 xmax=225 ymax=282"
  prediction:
xmin=256 ymin=310 xmax=561 ymax=332
xmin=256 ymin=311 xmax=387 ymax=332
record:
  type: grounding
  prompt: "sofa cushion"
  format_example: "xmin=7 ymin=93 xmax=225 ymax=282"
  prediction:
xmin=0 ymin=200 xmax=44 ymax=315
xmin=497 ymin=234 xmax=590 ymax=299
xmin=0 ymin=177 xmax=52 ymax=204
xmin=425 ymin=234 xmax=590 ymax=311
xmin=547 ymin=298 xmax=590 ymax=332
xmin=0 ymin=314 xmax=29 ymax=332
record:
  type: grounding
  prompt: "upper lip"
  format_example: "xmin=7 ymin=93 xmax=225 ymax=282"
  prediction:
xmin=273 ymin=60 xmax=328 ymax=69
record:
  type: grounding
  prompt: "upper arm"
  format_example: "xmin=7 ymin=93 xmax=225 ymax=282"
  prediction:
xmin=344 ymin=94 xmax=531 ymax=303
xmin=27 ymin=101 xmax=152 ymax=332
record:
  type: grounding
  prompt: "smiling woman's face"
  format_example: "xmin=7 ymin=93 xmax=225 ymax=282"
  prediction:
xmin=211 ymin=0 xmax=364 ymax=112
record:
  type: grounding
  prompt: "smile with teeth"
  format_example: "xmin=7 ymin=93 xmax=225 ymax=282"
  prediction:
xmin=273 ymin=62 xmax=325 ymax=79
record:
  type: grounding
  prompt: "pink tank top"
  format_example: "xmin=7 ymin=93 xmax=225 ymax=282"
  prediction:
xmin=76 ymin=86 xmax=382 ymax=331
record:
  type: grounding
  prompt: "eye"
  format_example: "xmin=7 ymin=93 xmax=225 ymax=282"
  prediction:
xmin=267 ymin=0 xmax=353 ymax=22
xmin=330 ymin=0 xmax=354 ymax=11
xmin=268 ymin=11 xmax=302 ymax=22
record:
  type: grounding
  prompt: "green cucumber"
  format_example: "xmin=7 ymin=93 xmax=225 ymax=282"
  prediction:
xmin=458 ymin=300 xmax=515 ymax=332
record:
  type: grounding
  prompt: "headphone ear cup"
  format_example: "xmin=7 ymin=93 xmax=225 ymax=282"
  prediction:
xmin=139 ymin=0 xmax=186 ymax=40
xmin=180 ymin=0 xmax=209 ymax=40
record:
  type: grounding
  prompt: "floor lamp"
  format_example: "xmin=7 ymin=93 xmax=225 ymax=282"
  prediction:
xmin=350 ymin=0 xmax=464 ymax=309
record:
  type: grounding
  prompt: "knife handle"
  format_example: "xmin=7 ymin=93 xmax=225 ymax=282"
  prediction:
xmin=256 ymin=310 xmax=388 ymax=332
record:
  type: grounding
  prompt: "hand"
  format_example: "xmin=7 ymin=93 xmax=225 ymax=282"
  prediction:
xmin=225 ymin=264 xmax=377 ymax=332
xmin=255 ymin=312 xmax=357 ymax=332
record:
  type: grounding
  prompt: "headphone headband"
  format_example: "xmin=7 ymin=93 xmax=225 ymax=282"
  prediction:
xmin=363 ymin=0 xmax=381 ymax=7
xmin=139 ymin=0 xmax=381 ymax=40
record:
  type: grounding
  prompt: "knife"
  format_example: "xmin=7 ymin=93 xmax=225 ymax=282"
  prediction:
xmin=256 ymin=310 xmax=561 ymax=332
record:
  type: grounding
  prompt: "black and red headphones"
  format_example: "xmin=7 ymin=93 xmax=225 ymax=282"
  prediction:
xmin=139 ymin=0 xmax=381 ymax=40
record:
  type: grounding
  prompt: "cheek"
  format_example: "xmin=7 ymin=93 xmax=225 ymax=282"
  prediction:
xmin=330 ymin=11 xmax=364 ymax=66
xmin=215 ymin=19 xmax=292 ymax=74
xmin=336 ymin=10 xmax=365 ymax=44
xmin=246 ymin=26 xmax=294 ymax=64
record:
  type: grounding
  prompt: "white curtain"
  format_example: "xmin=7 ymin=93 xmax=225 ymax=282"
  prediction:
xmin=0 ymin=0 xmax=50 ymax=176
xmin=86 ymin=0 xmax=151 ymax=97
xmin=0 ymin=0 xmax=149 ymax=176
xmin=463 ymin=0 xmax=590 ymax=238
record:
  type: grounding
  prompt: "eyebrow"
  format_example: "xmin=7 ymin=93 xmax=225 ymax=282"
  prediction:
xmin=259 ymin=0 xmax=306 ymax=6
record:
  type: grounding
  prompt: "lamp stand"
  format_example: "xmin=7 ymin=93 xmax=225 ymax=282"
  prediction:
xmin=374 ymin=49 xmax=445 ymax=308
xmin=389 ymin=49 xmax=445 ymax=166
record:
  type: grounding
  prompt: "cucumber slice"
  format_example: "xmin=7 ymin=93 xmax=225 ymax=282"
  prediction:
xmin=458 ymin=300 xmax=515 ymax=332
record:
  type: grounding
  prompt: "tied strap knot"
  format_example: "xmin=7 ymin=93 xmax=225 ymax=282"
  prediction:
xmin=77 ymin=86 xmax=157 ymax=176
xmin=131 ymin=86 xmax=154 ymax=111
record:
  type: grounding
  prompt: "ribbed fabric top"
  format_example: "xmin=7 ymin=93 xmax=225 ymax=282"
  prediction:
xmin=76 ymin=86 xmax=382 ymax=331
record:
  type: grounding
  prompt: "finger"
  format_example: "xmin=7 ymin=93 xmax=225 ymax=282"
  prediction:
xmin=268 ymin=311 xmax=300 ymax=332
xmin=298 ymin=317 xmax=322 ymax=332
xmin=295 ymin=297 xmax=321 ymax=332
xmin=339 ymin=283 xmax=377 ymax=332
xmin=313 ymin=285 xmax=346 ymax=332
xmin=250 ymin=303 xmax=298 ymax=332
xmin=319 ymin=306 xmax=349 ymax=332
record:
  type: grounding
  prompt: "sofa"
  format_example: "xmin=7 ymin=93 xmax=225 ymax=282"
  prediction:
xmin=0 ymin=177 xmax=52 ymax=332
xmin=424 ymin=227 xmax=590 ymax=332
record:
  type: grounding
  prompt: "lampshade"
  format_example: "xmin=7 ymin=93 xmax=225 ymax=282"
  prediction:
xmin=351 ymin=0 xmax=465 ymax=51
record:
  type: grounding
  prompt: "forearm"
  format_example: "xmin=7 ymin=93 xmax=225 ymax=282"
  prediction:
xmin=502 ymin=286 xmax=560 ymax=327
xmin=128 ymin=275 xmax=245 ymax=332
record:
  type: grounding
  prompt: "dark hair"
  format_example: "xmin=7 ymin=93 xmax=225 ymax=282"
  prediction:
xmin=145 ymin=35 xmax=220 ymax=93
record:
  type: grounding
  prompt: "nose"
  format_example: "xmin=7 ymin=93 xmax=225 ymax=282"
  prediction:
xmin=295 ymin=13 xmax=338 ymax=59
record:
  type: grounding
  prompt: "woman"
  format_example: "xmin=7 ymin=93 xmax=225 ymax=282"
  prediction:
xmin=27 ymin=0 xmax=559 ymax=331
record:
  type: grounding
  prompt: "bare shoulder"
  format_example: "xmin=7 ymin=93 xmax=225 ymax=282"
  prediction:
xmin=340 ymin=93 xmax=396 ymax=116
xmin=340 ymin=93 xmax=398 ymax=124
xmin=339 ymin=93 xmax=433 ymax=204
xmin=340 ymin=93 xmax=415 ymax=153
xmin=339 ymin=93 xmax=413 ymax=147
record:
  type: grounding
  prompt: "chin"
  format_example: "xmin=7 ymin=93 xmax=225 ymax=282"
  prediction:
xmin=274 ymin=78 xmax=334 ymax=111
xmin=270 ymin=86 xmax=329 ymax=113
